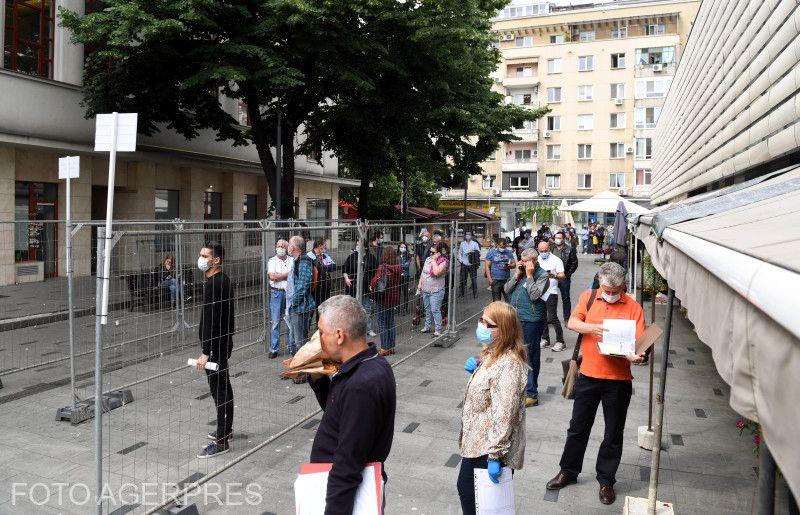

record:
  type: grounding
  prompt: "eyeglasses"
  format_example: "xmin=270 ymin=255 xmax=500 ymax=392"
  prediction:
xmin=480 ymin=317 xmax=497 ymax=328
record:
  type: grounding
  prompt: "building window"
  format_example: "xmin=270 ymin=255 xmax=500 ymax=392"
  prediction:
xmin=578 ymin=55 xmax=594 ymax=72
xmin=490 ymin=40 xmax=500 ymax=50
xmin=611 ymin=53 xmax=626 ymax=69
xmin=154 ymin=189 xmax=180 ymax=251
xmin=579 ymin=31 xmax=595 ymax=42
xmin=500 ymin=3 xmax=549 ymax=19
xmin=243 ymin=194 xmax=261 ymax=246
xmin=486 ymin=151 xmax=496 ymax=161
xmin=578 ymin=85 xmax=593 ymax=101
xmin=610 ymin=112 xmax=626 ymax=129
xmin=609 ymin=143 xmax=625 ymax=159
xmin=577 ymin=114 xmax=594 ymax=130
xmin=546 ymin=115 xmax=561 ymax=131
xmin=636 ymin=168 xmax=652 ymax=186
xmin=545 ymin=174 xmax=561 ymax=189
xmin=515 ymin=66 xmax=534 ymax=77
xmin=609 ymin=173 xmax=626 ymax=188
xmin=610 ymin=83 xmax=625 ymax=100
xmin=513 ymin=149 xmax=534 ymax=162
xmin=635 ymin=106 xmax=662 ymax=128
xmin=577 ymin=173 xmax=592 ymax=189
xmin=237 ymin=100 xmax=250 ymax=126
xmin=578 ymin=144 xmax=592 ymax=159
xmin=547 ymin=58 xmax=563 ymax=74
xmin=550 ymin=34 xmax=564 ymax=44
xmin=482 ymin=175 xmax=496 ymax=189
xmin=14 ymin=181 xmax=58 ymax=276
xmin=3 ymin=0 xmax=55 ymax=78
xmin=512 ymin=92 xmax=536 ymax=105
xmin=515 ymin=36 xmax=533 ymax=47
xmin=517 ymin=119 xmax=536 ymax=131
xmin=636 ymin=138 xmax=653 ymax=159
xmin=635 ymin=77 xmax=672 ymax=99
xmin=612 ymin=27 xmax=628 ymax=39
xmin=546 ymin=145 xmax=561 ymax=160
xmin=646 ymin=24 xmax=666 ymax=36
xmin=636 ymin=46 xmax=675 ymax=65
xmin=546 ymin=87 xmax=562 ymax=103
xmin=509 ymin=176 xmax=530 ymax=190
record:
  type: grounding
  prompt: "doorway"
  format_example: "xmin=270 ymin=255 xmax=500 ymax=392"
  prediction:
xmin=15 ymin=181 xmax=59 ymax=278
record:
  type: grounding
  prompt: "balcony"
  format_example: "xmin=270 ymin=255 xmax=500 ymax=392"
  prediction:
xmin=503 ymin=75 xmax=539 ymax=88
xmin=502 ymin=159 xmax=538 ymax=172
xmin=511 ymin=128 xmax=538 ymax=142
xmin=500 ymin=189 xmax=537 ymax=199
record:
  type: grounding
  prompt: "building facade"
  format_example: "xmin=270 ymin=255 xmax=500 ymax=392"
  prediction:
xmin=439 ymin=0 xmax=699 ymax=232
xmin=0 ymin=0 xmax=356 ymax=286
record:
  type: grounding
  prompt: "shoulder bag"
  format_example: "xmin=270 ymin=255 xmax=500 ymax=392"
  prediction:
xmin=561 ymin=289 xmax=598 ymax=399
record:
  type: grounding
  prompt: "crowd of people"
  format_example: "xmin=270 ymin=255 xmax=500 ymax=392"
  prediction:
xmin=191 ymin=219 xmax=648 ymax=513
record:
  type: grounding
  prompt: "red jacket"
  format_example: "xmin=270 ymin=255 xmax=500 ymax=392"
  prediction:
xmin=369 ymin=264 xmax=404 ymax=307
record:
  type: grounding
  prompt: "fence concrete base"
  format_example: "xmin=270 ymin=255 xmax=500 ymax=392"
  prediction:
xmin=157 ymin=504 xmax=200 ymax=515
xmin=55 ymin=389 xmax=134 ymax=424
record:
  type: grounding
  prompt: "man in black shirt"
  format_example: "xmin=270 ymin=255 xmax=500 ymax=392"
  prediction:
xmin=308 ymin=295 xmax=396 ymax=514
xmin=195 ymin=242 xmax=235 ymax=458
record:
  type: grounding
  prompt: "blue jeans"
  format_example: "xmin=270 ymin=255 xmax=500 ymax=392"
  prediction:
xmin=161 ymin=278 xmax=178 ymax=302
xmin=289 ymin=308 xmax=313 ymax=355
xmin=269 ymin=289 xmax=293 ymax=353
xmin=423 ymin=289 xmax=445 ymax=332
xmin=523 ymin=321 xmax=545 ymax=399
xmin=376 ymin=303 xmax=396 ymax=350
xmin=362 ymin=297 xmax=375 ymax=333
xmin=558 ymin=278 xmax=572 ymax=322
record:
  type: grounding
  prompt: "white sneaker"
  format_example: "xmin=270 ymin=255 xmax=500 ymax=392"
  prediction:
xmin=540 ymin=339 xmax=551 ymax=349
xmin=420 ymin=327 xmax=431 ymax=333
xmin=551 ymin=342 xmax=567 ymax=352
xmin=368 ymin=331 xmax=377 ymax=337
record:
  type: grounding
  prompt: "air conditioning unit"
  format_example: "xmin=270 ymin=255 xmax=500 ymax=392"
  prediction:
xmin=652 ymin=64 xmax=663 ymax=72
xmin=618 ymin=188 xmax=628 ymax=196
xmin=543 ymin=130 xmax=551 ymax=138
xmin=501 ymin=34 xmax=514 ymax=41
xmin=625 ymin=146 xmax=634 ymax=154
xmin=469 ymin=176 xmax=477 ymax=182
xmin=614 ymin=98 xmax=624 ymax=106
xmin=541 ymin=188 xmax=552 ymax=196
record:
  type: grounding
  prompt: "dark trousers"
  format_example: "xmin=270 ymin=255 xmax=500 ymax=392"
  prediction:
xmin=459 ymin=264 xmax=477 ymax=297
xmin=559 ymin=375 xmax=632 ymax=486
xmin=400 ymin=278 xmax=410 ymax=314
xmin=206 ymin=364 xmax=234 ymax=444
xmin=490 ymin=279 xmax=507 ymax=302
xmin=542 ymin=294 xmax=565 ymax=344
xmin=558 ymin=278 xmax=572 ymax=322
xmin=456 ymin=455 xmax=489 ymax=515
xmin=523 ymin=321 xmax=545 ymax=398
xmin=377 ymin=304 xmax=396 ymax=350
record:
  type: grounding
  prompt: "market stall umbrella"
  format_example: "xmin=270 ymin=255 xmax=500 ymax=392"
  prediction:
xmin=567 ymin=190 xmax=649 ymax=215
xmin=614 ymin=200 xmax=629 ymax=247
xmin=554 ymin=198 xmax=575 ymax=227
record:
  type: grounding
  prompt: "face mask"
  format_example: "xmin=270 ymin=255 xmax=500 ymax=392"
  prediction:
xmin=377 ymin=239 xmax=384 ymax=245
xmin=465 ymin=235 xmax=472 ymax=241
xmin=197 ymin=256 xmax=210 ymax=272
xmin=421 ymin=236 xmax=429 ymax=242
xmin=276 ymin=247 xmax=286 ymax=257
xmin=602 ymin=292 xmax=621 ymax=303
xmin=540 ymin=252 xmax=550 ymax=259
xmin=476 ymin=322 xmax=495 ymax=344
xmin=399 ymin=247 xmax=407 ymax=253
xmin=554 ymin=238 xmax=563 ymax=245
xmin=433 ymin=236 xmax=442 ymax=242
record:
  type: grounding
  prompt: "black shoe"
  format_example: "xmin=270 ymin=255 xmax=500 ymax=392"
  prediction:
xmin=197 ymin=441 xmax=230 ymax=459
xmin=268 ymin=352 xmax=278 ymax=359
xmin=207 ymin=429 xmax=233 ymax=441
xmin=599 ymin=484 xmax=616 ymax=505
xmin=546 ymin=472 xmax=577 ymax=490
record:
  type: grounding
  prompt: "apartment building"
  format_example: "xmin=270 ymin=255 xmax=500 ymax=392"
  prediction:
xmin=0 ymin=0 xmax=356 ymax=286
xmin=439 ymin=0 xmax=699 ymax=232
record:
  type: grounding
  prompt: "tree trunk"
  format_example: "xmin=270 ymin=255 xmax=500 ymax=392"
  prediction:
xmin=281 ymin=118 xmax=296 ymax=219
xmin=243 ymin=85 xmax=278 ymax=212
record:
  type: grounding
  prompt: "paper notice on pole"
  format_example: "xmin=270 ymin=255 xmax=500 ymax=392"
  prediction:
xmin=474 ymin=467 xmax=515 ymax=514
xmin=294 ymin=464 xmax=380 ymax=515
xmin=598 ymin=319 xmax=636 ymax=356
xmin=58 ymin=156 xmax=80 ymax=179
xmin=94 ymin=113 xmax=138 ymax=152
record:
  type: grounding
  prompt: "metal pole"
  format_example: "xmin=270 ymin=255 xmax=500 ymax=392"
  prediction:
xmin=447 ymin=221 xmax=457 ymax=334
xmin=100 ymin=112 xmax=119 ymax=325
xmin=93 ymin=227 xmax=106 ymax=515
xmin=757 ymin=441 xmax=776 ymax=515
xmin=355 ymin=221 xmax=366 ymax=303
xmin=647 ymin=287 xmax=675 ymax=515
xmin=66 ymin=177 xmax=78 ymax=407
xmin=260 ymin=221 xmax=270 ymax=345
xmin=646 ymin=247 xmax=654 ymax=431
xmin=463 ymin=178 xmax=468 ymax=223
xmin=276 ymin=110 xmax=282 ymax=220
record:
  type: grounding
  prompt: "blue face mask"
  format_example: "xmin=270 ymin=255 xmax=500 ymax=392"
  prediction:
xmin=540 ymin=252 xmax=550 ymax=259
xmin=476 ymin=322 xmax=495 ymax=344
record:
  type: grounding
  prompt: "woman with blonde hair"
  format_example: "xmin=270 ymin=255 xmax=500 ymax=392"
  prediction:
xmin=457 ymin=301 xmax=528 ymax=514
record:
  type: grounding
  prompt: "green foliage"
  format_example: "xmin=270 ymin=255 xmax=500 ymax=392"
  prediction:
xmin=520 ymin=205 xmax=557 ymax=226
xmin=643 ymin=253 xmax=667 ymax=293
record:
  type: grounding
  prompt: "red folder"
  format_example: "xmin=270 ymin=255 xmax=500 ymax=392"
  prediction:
xmin=299 ymin=462 xmax=383 ymax=514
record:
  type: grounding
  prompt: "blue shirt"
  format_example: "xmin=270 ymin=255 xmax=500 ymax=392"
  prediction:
xmin=291 ymin=256 xmax=317 ymax=314
xmin=486 ymin=247 xmax=515 ymax=280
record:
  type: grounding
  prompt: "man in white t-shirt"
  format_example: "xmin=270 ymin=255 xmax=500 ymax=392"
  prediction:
xmin=458 ymin=231 xmax=481 ymax=298
xmin=267 ymin=239 xmax=294 ymax=358
xmin=537 ymin=241 xmax=566 ymax=351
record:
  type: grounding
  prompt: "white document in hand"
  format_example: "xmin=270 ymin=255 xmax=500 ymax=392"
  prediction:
xmin=599 ymin=319 xmax=636 ymax=356
xmin=474 ymin=466 xmax=515 ymax=515
xmin=294 ymin=466 xmax=379 ymax=515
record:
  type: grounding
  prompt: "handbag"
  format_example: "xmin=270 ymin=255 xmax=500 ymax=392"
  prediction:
xmin=561 ymin=289 xmax=598 ymax=399
xmin=411 ymin=304 xmax=422 ymax=326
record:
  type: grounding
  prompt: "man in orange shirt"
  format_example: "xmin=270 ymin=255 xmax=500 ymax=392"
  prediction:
xmin=546 ymin=262 xmax=646 ymax=506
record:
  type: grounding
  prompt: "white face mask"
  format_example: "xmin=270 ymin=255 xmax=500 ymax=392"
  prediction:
xmin=465 ymin=235 xmax=472 ymax=241
xmin=197 ymin=256 xmax=210 ymax=272
xmin=602 ymin=292 xmax=621 ymax=303
xmin=421 ymin=236 xmax=429 ymax=242
xmin=554 ymin=238 xmax=563 ymax=245
xmin=276 ymin=247 xmax=286 ymax=257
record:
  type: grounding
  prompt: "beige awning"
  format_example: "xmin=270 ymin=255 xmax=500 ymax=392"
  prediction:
xmin=635 ymin=168 xmax=800 ymax=500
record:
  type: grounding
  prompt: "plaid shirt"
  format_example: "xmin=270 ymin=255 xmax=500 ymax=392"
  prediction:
xmin=291 ymin=256 xmax=317 ymax=314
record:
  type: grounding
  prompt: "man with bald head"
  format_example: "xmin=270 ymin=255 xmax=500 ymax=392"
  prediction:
xmin=537 ymin=241 xmax=566 ymax=351
xmin=308 ymin=295 xmax=396 ymax=514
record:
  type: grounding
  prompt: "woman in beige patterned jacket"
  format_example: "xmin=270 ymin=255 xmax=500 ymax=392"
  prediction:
xmin=457 ymin=301 xmax=528 ymax=515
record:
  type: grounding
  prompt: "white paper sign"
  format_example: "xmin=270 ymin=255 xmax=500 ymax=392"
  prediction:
xmin=58 ymin=156 xmax=80 ymax=179
xmin=599 ymin=319 xmax=636 ymax=356
xmin=474 ymin=466 xmax=515 ymax=514
xmin=94 ymin=113 xmax=138 ymax=152
xmin=294 ymin=466 xmax=379 ymax=515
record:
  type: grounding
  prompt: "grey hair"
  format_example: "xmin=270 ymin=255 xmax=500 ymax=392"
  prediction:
xmin=289 ymin=235 xmax=305 ymax=251
xmin=521 ymin=248 xmax=539 ymax=260
xmin=598 ymin=262 xmax=626 ymax=288
xmin=318 ymin=295 xmax=367 ymax=340
xmin=276 ymin=238 xmax=288 ymax=247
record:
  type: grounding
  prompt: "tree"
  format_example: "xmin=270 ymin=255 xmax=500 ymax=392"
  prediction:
xmin=61 ymin=0 xmax=377 ymax=219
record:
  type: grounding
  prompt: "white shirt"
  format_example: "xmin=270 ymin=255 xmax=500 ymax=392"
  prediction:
xmin=268 ymin=255 xmax=293 ymax=290
xmin=537 ymin=254 xmax=565 ymax=300
xmin=458 ymin=240 xmax=481 ymax=266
